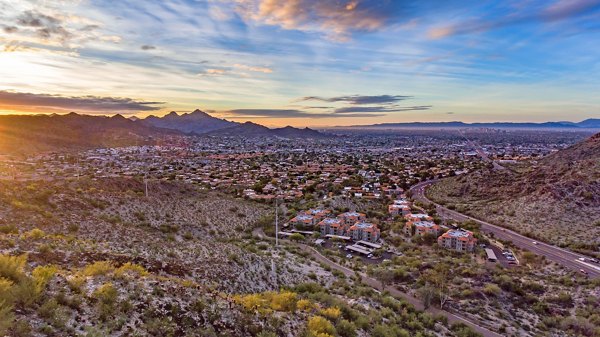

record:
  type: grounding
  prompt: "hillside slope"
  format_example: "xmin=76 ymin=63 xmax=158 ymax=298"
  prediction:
xmin=0 ymin=177 xmax=450 ymax=336
xmin=427 ymin=133 xmax=600 ymax=250
xmin=0 ymin=113 xmax=177 ymax=155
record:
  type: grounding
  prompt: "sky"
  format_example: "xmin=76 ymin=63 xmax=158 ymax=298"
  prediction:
xmin=0 ymin=0 xmax=599 ymax=127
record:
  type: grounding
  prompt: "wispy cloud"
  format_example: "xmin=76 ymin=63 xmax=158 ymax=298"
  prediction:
xmin=300 ymin=94 xmax=411 ymax=105
xmin=0 ymin=90 xmax=163 ymax=114
xmin=233 ymin=63 xmax=273 ymax=73
xmin=334 ymin=105 xmax=431 ymax=113
xmin=224 ymin=109 xmax=383 ymax=118
xmin=234 ymin=0 xmax=405 ymax=40
xmin=429 ymin=0 xmax=600 ymax=38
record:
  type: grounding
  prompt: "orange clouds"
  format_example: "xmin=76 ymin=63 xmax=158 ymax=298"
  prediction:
xmin=236 ymin=0 xmax=392 ymax=40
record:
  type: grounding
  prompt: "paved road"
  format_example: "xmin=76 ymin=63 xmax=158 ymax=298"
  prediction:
xmin=297 ymin=244 xmax=502 ymax=337
xmin=410 ymin=180 xmax=600 ymax=278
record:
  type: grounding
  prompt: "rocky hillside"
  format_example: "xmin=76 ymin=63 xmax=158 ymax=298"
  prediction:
xmin=0 ymin=113 xmax=178 ymax=155
xmin=427 ymin=133 xmax=600 ymax=251
xmin=0 ymin=177 xmax=457 ymax=337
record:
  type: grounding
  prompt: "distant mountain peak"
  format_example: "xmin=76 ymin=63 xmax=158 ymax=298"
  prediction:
xmin=190 ymin=109 xmax=209 ymax=116
xmin=139 ymin=108 xmax=236 ymax=134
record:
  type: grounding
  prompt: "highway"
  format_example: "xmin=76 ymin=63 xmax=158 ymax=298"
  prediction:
xmin=410 ymin=180 xmax=600 ymax=278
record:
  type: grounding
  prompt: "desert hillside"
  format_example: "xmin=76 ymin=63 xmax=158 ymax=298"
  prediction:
xmin=0 ymin=113 xmax=177 ymax=155
xmin=0 ymin=177 xmax=456 ymax=336
xmin=428 ymin=133 xmax=600 ymax=253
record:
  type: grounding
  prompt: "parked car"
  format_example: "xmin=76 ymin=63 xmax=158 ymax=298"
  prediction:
xmin=580 ymin=269 xmax=588 ymax=275
xmin=532 ymin=241 xmax=538 ymax=245
xmin=346 ymin=254 xmax=353 ymax=259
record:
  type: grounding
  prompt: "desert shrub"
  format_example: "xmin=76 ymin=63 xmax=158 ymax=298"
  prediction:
xmin=0 ymin=224 xmax=18 ymax=235
xmin=336 ymin=319 xmax=357 ymax=337
xmin=38 ymin=298 xmax=59 ymax=320
xmin=82 ymin=261 xmax=114 ymax=277
xmin=0 ymin=254 xmax=27 ymax=282
xmin=483 ymin=283 xmax=501 ymax=297
xmin=93 ymin=283 xmax=119 ymax=320
xmin=11 ymin=278 xmax=38 ymax=308
xmin=450 ymin=322 xmax=483 ymax=337
xmin=235 ymin=293 xmax=265 ymax=312
xmin=297 ymin=299 xmax=314 ymax=312
xmin=67 ymin=274 xmax=87 ymax=292
xmin=0 ymin=300 xmax=13 ymax=336
xmin=32 ymin=265 xmax=58 ymax=294
xmin=371 ymin=324 xmax=410 ymax=337
xmin=21 ymin=228 xmax=45 ymax=240
xmin=93 ymin=283 xmax=118 ymax=305
xmin=319 ymin=306 xmax=341 ymax=321
xmin=234 ymin=291 xmax=299 ymax=314
xmin=550 ymin=292 xmax=573 ymax=307
xmin=114 ymin=263 xmax=148 ymax=278
xmin=307 ymin=315 xmax=336 ymax=336
xmin=270 ymin=291 xmax=297 ymax=312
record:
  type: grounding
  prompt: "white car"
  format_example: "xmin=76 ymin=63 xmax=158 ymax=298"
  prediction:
xmin=532 ymin=241 xmax=538 ymax=245
xmin=346 ymin=254 xmax=353 ymax=259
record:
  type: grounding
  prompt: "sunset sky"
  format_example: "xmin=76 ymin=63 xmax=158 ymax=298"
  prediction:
xmin=1 ymin=0 xmax=599 ymax=126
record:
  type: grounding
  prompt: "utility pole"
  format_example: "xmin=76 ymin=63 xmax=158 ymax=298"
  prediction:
xmin=144 ymin=172 xmax=149 ymax=198
xmin=275 ymin=198 xmax=279 ymax=246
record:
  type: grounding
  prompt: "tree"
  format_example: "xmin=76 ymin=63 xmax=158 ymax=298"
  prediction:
xmin=423 ymin=263 xmax=451 ymax=309
xmin=373 ymin=268 xmax=395 ymax=290
xmin=417 ymin=286 xmax=436 ymax=309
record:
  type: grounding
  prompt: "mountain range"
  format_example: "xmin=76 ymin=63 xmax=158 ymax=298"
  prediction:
xmin=346 ymin=119 xmax=600 ymax=129
xmin=142 ymin=109 xmax=236 ymax=134
xmin=0 ymin=110 xmax=330 ymax=154
xmin=139 ymin=109 xmax=330 ymax=139
xmin=0 ymin=112 xmax=174 ymax=154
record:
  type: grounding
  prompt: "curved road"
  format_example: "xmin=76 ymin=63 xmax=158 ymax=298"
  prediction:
xmin=410 ymin=180 xmax=600 ymax=278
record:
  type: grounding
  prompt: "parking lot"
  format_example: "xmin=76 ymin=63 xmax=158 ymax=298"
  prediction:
xmin=319 ymin=239 xmax=395 ymax=264
xmin=486 ymin=244 xmax=518 ymax=268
